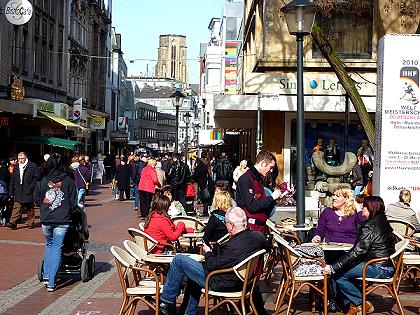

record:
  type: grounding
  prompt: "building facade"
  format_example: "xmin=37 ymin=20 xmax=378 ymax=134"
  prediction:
xmin=155 ymin=34 xmax=189 ymax=85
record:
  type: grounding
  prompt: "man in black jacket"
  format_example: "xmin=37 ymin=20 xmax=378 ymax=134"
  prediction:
xmin=167 ymin=153 xmax=190 ymax=210
xmin=213 ymin=152 xmax=233 ymax=188
xmin=159 ymin=207 xmax=268 ymax=315
xmin=7 ymin=152 xmax=39 ymax=230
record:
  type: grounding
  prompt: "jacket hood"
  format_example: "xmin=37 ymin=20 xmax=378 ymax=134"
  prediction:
xmin=47 ymin=170 xmax=68 ymax=182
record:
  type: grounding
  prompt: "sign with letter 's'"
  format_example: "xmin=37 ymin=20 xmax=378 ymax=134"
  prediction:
xmin=4 ymin=0 xmax=33 ymax=25
xmin=374 ymin=34 xmax=420 ymax=213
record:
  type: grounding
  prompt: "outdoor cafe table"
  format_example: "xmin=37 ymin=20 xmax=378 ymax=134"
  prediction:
xmin=143 ymin=253 xmax=205 ymax=264
xmin=301 ymin=242 xmax=353 ymax=251
xmin=182 ymin=232 xmax=205 ymax=251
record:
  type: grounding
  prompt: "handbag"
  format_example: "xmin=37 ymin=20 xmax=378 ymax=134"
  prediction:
xmin=201 ymin=187 xmax=211 ymax=201
xmin=185 ymin=182 xmax=196 ymax=198
xmin=78 ymin=168 xmax=89 ymax=190
xmin=293 ymin=245 xmax=325 ymax=276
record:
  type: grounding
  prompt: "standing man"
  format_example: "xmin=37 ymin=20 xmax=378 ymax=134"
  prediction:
xmin=161 ymin=154 xmax=172 ymax=177
xmin=132 ymin=154 xmax=148 ymax=211
xmin=167 ymin=153 xmax=190 ymax=210
xmin=213 ymin=152 xmax=233 ymax=188
xmin=236 ymin=150 xmax=284 ymax=233
xmin=7 ymin=152 xmax=39 ymax=230
xmin=359 ymin=139 xmax=374 ymax=187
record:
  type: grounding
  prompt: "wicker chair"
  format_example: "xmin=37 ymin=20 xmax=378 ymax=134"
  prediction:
xmin=272 ymin=233 xmax=328 ymax=315
xmin=201 ymin=249 xmax=266 ymax=315
xmin=127 ymin=227 xmax=176 ymax=253
xmin=110 ymin=245 xmax=161 ymax=315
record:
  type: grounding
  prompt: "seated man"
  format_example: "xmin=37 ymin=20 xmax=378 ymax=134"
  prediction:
xmin=159 ymin=207 xmax=268 ymax=315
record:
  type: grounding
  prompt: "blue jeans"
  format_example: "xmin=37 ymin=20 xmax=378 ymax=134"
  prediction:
xmin=334 ymin=262 xmax=392 ymax=306
xmin=133 ymin=185 xmax=139 ymax=209
xmin=77 ymin=188 xmax=86 ymax=206
xmin=42 ymin=224 xmax=69 ymax=288
xmin=161 ymin=254 xmax=206 ymax=315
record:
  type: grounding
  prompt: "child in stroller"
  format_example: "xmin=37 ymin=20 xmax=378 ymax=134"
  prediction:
xmin=38 ymin=206 xmax=95 ymax=283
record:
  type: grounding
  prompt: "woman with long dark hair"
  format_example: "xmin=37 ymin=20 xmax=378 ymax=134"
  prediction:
xmin=34 ymin=153 xmax=77 ymax=292
xmin=190 ymin=157 xmax=213 ymax=216
xmin=323 ymin=196 xmax=395 ymax=314
xmin=144 ymin=194 xmax=192 ymax=253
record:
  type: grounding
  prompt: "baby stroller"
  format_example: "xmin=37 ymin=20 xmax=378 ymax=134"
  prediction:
xmin=37 ymin=207 xmax=95 ymax=283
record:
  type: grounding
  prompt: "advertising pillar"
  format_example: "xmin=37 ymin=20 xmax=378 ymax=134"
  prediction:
xmin=374 ymin=34 xmax=420 ymax=211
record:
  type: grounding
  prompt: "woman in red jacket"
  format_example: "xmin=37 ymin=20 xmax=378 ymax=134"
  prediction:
xmin=144 ymin=194 xmax=193 ymax=253
xmin=138 ymin=159 xmax=161 ymax=219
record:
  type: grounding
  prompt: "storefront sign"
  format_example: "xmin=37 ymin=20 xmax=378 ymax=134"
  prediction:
xmin=72 ymin=97 xmax=82 ymax=120
xmin=10 ymin=76 xmax=25 ymax=101
xmin=89 ymin=116 xmax=105 ymax=130
xmin=4 ymin=0 xmax=33 ymax=25
xmin=198 ymin=129 xmax=224 ymax=146
xmin=244 ymin=72 xmax=377 ymax=96
xmin=374 ymin=34 xmax=420 ymax=211
xmin=224 ymin=41 xmax=238 ymax=95
xmin=0 ymin=116 xmax=9 ymax=126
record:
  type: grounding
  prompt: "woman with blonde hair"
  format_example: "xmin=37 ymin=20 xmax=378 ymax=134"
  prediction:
xmin=312 ymin=185 xmax=364 ymax=244
xmin=386 ymin=188 xmax=420 ymax=231
xmin=138 ymin=159 xmax=161 ymax=219
xmin=202 ymin=190 xmax=232 ymax=246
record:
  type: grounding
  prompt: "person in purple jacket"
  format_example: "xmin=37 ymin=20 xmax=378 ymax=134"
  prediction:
xmin=312 ymin=185 xmax=364 ymax=245
xmin=71 ymin=155 xmax=91 ymax=209
xmin=312 ymin=185 xmax=364 ymax=314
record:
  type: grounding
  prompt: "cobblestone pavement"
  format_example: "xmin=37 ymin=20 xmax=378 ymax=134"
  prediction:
xmin=1 ymin=183 xmax=419 ymax=314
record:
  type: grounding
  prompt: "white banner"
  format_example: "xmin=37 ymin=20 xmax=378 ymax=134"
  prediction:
xmin=73 ymin=97 xmax=82 ymax=121
xmin=374 ymin=34 xmax=420 ymax=213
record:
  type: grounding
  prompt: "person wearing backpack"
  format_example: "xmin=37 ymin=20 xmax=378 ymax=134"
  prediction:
xmin=213 ymin=152 xmax=233 ymax=189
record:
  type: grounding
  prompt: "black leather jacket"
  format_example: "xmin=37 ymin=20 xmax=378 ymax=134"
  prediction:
xmin=214 ymin=158 xmax=233 ymax=182
xmin=167 ymin=160 xmax=190 ymax=187
xmin=333 ymin=212 xmax=395 ymax=271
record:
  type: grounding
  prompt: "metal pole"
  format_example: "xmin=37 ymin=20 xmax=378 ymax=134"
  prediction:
xmin=185 ymin=120 xmax=189 ymax=162
xmin=202 ymin=104 xmax=206 ymax=130
xmin=175 ymin=105 xmax=179 ymax=153
xmin=344 ymin=93 xmax=349 ymax=154
xmin=295 ymin=34 xmax=305 ymax=227
xmin=257 ymin=92 xmax=261 ymax=153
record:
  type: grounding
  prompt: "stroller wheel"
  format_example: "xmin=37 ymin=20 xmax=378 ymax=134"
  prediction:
xmin=38 ymin=259 xmax=44 ymax=282
xmin=88 ymin=254 xmax=95 ymax=279
xmin=81 ymin=256 xmax=89 ymax=282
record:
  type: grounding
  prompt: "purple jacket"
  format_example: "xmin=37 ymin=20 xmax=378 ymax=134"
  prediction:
xmin=74 ymin=164 xmax=91 ymax=189
xmin=314 ymin=207 xmax=365 ymax=244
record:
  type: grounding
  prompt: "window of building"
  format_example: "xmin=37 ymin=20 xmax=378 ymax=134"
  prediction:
xmin=312 ymin=5 xmax=373 ymax=59
xmin=171 ymin=41 xmax=176 ymax=78
xmin=226 ymin=17 xmax=238 ymax=41
xmin=12 ymin=26 xmax=18 ymax=69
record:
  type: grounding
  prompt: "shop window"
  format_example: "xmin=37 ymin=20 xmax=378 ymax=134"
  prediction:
xmin=312 ymin=3 xmax=373 ymax=59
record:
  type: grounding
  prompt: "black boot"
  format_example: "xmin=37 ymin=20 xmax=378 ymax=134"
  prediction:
xmin=159 ymin=299 xmax=176 ymax=315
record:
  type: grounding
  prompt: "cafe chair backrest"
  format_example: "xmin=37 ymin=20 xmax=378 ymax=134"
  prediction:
xmin=233 ymin=249 xmax=266 ymax=282
xmin=387 ymin=218 xmax=416 ymax=237
xmin=124 ymin=239 xmax=147 ymax=261
xmin=128 ymin=227 xmax=157 ymax=253
xmin=172 ymin=216 xmax=205 ymax=231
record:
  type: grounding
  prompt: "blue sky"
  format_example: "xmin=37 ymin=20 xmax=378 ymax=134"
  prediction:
xmin=112 ymin=0 xmax=227 ymax=84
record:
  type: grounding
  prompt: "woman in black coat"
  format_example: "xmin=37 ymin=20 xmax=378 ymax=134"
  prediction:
xmin=114 ymin=157 xmax=132 ymax=201
xmin=190 ymin=157 xmax=213 ymax=216
xmin=323 ymin=196 xmax=395 ymax=314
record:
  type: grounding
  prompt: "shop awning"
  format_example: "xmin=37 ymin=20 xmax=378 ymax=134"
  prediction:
xmin=14 ymin=136 xmax=81 ymax=150
xmin=39 ymin=111 xmax=80 ymax=131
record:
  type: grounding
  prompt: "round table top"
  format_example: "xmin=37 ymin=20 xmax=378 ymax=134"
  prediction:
xmin=183 ymin=232 xmax=204 ymax=238
xmin=277 ymin=224 xmax=314 ymax=232
xmin=301 ymin=242 xmax=353 ymax=251
xmin=143 ymin=253 xmax=205 ymax=264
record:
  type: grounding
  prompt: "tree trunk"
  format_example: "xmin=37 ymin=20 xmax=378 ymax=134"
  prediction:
xmin=311 ymin=21 xmax=375 ymax=152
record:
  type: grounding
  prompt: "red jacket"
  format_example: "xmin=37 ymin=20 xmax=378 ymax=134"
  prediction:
xmin=138 ymin=165 xmax=161 ymax=193
xmin=144 ymin=212 xmax=193 ymax=253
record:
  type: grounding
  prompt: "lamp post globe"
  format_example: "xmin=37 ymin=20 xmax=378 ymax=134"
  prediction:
xmin=183 ymin=112 xmax=192 ymax=163
xmin=281 ymin=0 xmax=318 ymax=228
xmin=170 ymin=90 xmax=186 ymax=154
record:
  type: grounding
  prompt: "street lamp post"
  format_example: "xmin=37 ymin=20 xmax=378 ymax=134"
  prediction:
xmin=281 ymin=0 xmax=318 ymax=227
xmin=183 ymin=112 xmax=192 ymax=162
xmin=170 ymin=90 xmax=186 ymax=154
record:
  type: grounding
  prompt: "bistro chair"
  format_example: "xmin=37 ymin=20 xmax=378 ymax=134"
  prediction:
xmin=123 ymin=240 xmax=165 ymax=283
xmin=128 ymin=227 xmax=176 ymax=253
xmin=173 ymin=215 xmax=206 ymax=232
xmin=272 ymin=233 xmax=328 ymax=315
xmin=110 ymin=245 xmax=161 ymax=315
xmin=202 ymin=249 xmax=266 ymax=315
xmin=398 ymin=235 xmax=420 ymax=291
xmin=387 ymin=218 xmax=416 ymax=237
xmin=358 ymin=238 xmax=410 ymax=315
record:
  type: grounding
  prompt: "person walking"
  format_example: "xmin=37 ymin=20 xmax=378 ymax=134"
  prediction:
xmin=74 ymin=155 xmax=91 ymax=209
xmin=213 ymin=152 xmax=233 ymax=188
xmin=155 ymin=161 xmax=166 ymax=186
xmin=232 ymin=159 xmax=248 ymax=199
xmin=34 ymin=153 xmax=77 ymax=292
xmin=190 ymin=157 xmax=213 ymax=216
xmin=114 ymin=157 xmax=132 ymax=201
xmin=167 ymin=153 xmax=190 ymax=210
xmin=7 ymin=152 xmax=39 ymax=230
xmin=138 ymin=159 xmax=161 ymax=219
xmin=132 ymin=154 xmax=148 ymax=211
